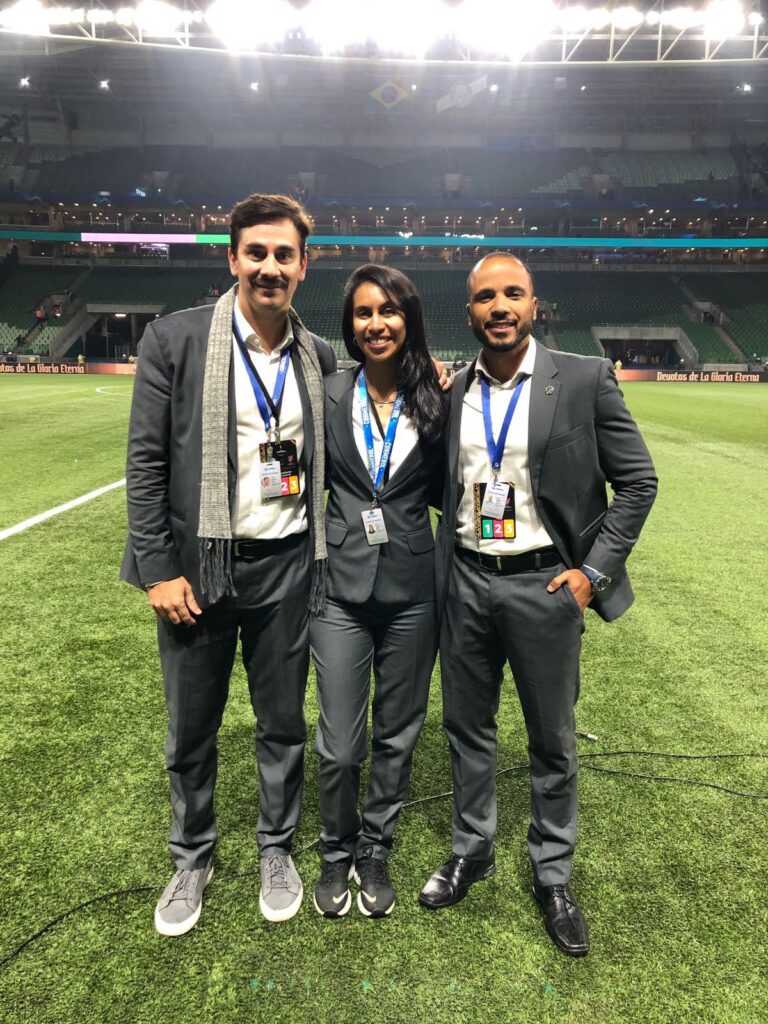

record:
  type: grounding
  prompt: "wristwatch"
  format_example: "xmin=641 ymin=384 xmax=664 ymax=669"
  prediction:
xmin=581 ymin=564 xmax=612 ymax=595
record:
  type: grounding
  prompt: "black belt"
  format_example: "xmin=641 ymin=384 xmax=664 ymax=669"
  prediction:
xmin=457 ymin=545 xmax=560 ymax=575
xmin=232 ymin=532 xmax=308 ymax=561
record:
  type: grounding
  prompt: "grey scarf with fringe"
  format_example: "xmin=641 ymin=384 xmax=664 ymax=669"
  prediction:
xmin=197 ymin=284 xmax=327 ymax=612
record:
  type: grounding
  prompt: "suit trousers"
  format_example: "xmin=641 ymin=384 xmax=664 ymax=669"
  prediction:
xmin=157 ymin=535 xmax=311 ymax=870
xmin=310 ymin=597 xmax=436 ymax=862
xmin=441 ymin=553 xmax=583 ymax=885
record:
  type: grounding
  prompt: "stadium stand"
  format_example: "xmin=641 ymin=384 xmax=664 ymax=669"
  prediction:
xmin=599 ymin=149 xmax=737 ymax=200
xmin=0 ymin=266 xmax=79 ymax=351
xmin=9 ymin=144 xmax=743 ymax=205
xmin=684 ymin=274 xmax=768 ymax=360
xmin=76 ymin=267 xmax=218 ymax=308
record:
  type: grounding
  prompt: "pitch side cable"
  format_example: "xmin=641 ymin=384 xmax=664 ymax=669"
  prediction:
xmin=1 ymin=748 xmax=766 ymax=968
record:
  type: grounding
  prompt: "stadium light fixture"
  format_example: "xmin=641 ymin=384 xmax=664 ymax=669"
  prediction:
xmin=250 ymin=81 xmax=259 ymax=91
xmin=133 ymin=0 xmax=187 ymax=36
xmin=0 ymin=0 xmax=49 ymax=35
xmin=99 ymin=78 xmax=110 ymax=89
xmin=86 ymin=8 xmax=115 ymax=25
xmin=741 ymin=82 xmax=752 ymax=91
xmin=703 ymin=0 xmax=745 ymax=39
xmin=748 ymin=12 xmax=763 ymax=26
xmin=207 ymin=0 xmax=297 ymax=51
xmin=19 ymin=75 xmax=30 ymax=87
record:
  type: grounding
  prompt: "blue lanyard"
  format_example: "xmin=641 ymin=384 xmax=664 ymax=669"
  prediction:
xmin=358 ymin=368 xmax=404 ymax=502
xmin=481 ymin=374 xmax=526 ymax=477
xmin=233 ymin=316 xmax=291 ymax=438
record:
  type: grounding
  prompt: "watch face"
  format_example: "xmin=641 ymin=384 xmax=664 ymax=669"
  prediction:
xmin=593 ymin=576 xmax=611 ymax=592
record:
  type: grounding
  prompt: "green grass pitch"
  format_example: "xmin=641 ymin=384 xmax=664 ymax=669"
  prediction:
xmin=1 ymin=376 xmax=766 ymax=1024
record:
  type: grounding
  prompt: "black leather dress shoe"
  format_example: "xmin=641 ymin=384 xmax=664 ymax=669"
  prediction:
xmin=418 ymin=854 xmax=496 ymax=909
xmin=532 ymin=882 xmax=589 ymax=957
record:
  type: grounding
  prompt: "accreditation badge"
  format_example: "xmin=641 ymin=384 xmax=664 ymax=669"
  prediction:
xmin=258 ymin=439 xmax=301 ymax=500
xmin=474 ymin=481 xmax=516 ymax=541
xmin=361 ymin=507 xmax=389 ymax=546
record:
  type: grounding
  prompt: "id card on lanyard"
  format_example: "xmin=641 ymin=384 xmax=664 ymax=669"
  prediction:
xmin=358 ymin=368 xmax=404 ymax=546
xmin=233 ymin=316 xmax=300 ymax=501
xmin=475 ymin=374 xmax=526 ymax=540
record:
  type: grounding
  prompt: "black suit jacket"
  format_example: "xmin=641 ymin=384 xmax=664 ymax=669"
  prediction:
xmin=120 ymin=302 xmax=337 ymax=606
xmin=437 ymin=345 xmax=657 ymax=622
xmin=323 ymin=368 xmax=445 ymax=605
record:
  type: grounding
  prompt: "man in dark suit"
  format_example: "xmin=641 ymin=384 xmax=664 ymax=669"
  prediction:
xmin=121 ymin=194 xmax=336 ymax=935
xmin=419 ymin=253 xmax=657 ymax=957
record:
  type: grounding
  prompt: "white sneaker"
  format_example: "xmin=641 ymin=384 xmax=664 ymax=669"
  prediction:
xmin=259 ymin=852 xmax=303 ymax=922
xmin=154 ymin=863 xmax=213 ymax=936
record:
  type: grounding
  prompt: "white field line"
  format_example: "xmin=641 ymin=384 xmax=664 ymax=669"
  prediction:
xmin=95 ymin=385 xmax=132 ymax=396
xmin=0 ymin=478 xmax=126 ymax=542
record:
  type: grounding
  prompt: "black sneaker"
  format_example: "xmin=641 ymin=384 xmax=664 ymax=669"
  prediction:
xmin=313 ymin=858 xmax=353 ymax=918
xmin=354 ymin=856 xmax=396 ymax=918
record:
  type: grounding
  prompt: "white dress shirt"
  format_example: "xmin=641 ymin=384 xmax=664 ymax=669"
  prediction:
xmin=351 ymin=374 xmax=418 ymax=488
xmin=230 ymin=303 xmax=307 ymax=539
xmin=456 ymin=337 xmax=554 ymax=555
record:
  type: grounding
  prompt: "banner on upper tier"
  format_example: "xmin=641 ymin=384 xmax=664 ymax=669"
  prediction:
xmin=617 ymin=369 xmax=768 ymax=383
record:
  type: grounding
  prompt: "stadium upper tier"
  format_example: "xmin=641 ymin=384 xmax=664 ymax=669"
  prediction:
xmin=1 ymin=144 xmax=742 ymax=205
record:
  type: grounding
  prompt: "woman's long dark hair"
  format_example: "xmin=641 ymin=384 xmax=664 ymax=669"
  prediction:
xmin=341 ymin=264 xmax=447 ymax=444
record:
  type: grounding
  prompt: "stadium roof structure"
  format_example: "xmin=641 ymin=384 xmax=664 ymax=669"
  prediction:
xmin=0 ymin=0 xmax=767 ymax=66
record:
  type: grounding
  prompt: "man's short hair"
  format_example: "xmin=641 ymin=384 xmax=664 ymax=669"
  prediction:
xmin=229 ymin=193 xmax=313 ymax=257
xmin=467 ymin=252 xmax=536 ymax=298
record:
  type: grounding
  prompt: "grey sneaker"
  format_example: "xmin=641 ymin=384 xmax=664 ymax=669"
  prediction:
xmin=154 ymin=863 xmax=213 ymax=936
xmin=259 ymin=852 xmax=303 ymax=922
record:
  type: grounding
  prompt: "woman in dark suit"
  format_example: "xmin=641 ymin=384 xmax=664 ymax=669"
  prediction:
xmin=311 ymin=264 xmax=447 ymax=919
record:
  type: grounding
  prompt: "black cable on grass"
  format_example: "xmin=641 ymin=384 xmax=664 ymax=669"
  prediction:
xmin=1 ymin=750 xmax=766 ymax=969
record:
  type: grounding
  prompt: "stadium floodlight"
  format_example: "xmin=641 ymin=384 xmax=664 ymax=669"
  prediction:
xmin=250 ymin=81 xmax=259 ymax=91
xmin=703 ymin=0 xmax=745 ymax=39
xmin=19 ymin=75 xmax=30 ymax=86
xmin=447 ymin=0 xmax=556 ymax=60
xmin=207 ymin=0 xmax=298 ymax=51
xmin=0 ymin=0 xmax=49 ymax=35
xmin=659 ymin=7 xmax=702 ymax=30
xmin=115 ymin=7 xmax=134 ymax=26
xmin=300 ymin=0 xmax=376 ymax=55
xmin=86 ymin=8 xmax=115 ymax=25
xmin=558 ymin=5 xmax=594 ymax=32
xmin=748 ymin=12 xmax=763 ymax=26
xmin=99 ymin=78 xmax=110 ymax=89
xmin=47 ymin=7 xmax=86 ymax=26
xmin=134 ymin=0 xmax=188 ymax=36
xmin=610 ymin=6 xmax=644 ymax=30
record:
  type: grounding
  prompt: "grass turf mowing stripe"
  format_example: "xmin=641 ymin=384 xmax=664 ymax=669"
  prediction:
xmin=0 ymin=479 xmax=126 ymax=542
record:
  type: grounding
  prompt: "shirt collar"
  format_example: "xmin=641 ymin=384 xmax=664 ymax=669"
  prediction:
xmin=233 ymin=300 xmax=293 ymax=356
xmin=476 ymin=336 xmax=537 ymax=388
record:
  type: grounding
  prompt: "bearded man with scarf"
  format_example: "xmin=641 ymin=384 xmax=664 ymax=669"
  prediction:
xmin=121 ymin=194 xmax=336 ymax=935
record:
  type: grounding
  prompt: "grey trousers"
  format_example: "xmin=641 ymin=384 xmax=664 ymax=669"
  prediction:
xmin=310 ymin=597 xmax=436 ymax=862
xmin=441 ymin=553 xmax=583 ymax=886
xmin=157 ymin=535 xmax=311 ymax=870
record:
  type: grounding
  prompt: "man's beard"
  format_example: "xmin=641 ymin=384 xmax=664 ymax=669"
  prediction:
xmin=471 ymin=317 xmax=533 ymax=353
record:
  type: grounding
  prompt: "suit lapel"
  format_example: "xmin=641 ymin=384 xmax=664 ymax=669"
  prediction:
xmin=447 ymin=362 xmax=475 ymax=514
xmin=527 ymin=344 xmax=560 ymax=494
xmin=327 ymin=372 xmax=373 ymax=493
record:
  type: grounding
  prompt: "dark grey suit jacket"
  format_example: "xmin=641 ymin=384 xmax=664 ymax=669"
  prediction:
xmin=323 ymin=368 xmax=445 ymax=606
xmin=120 ymin=303 xmax=337 ymax=607
xmin=437 ymin=344 xmax=657 ymax=622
